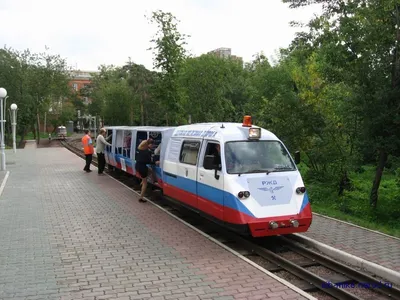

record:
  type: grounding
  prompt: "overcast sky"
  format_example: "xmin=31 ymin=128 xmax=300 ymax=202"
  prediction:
xmin=0 ymin=0 xmax=322 ymax=71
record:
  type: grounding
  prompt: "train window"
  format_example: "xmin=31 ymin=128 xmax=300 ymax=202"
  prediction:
xmin=136 ymin=131 xmax=148 ymax=151
xmin=123 ymin=130 xmax=132 ymax=158
xmin=149 ymin=131 xmax=162 ymax=153
xmin=179 ymin=141 xmax=201 ymax=166
xmin=203 ymin=142 xmax=221 ymax=170
xmin=105 ymin=129 xmax=113 ymax=152
xmin=115 ymin=130 xmax=124 ymax=155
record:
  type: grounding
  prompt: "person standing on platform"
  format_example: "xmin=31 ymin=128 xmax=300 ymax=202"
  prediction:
xmin=96 ymin=128 xmax=112 ymax=175
xmin=82 ymin=130 xmax=94 ymax=172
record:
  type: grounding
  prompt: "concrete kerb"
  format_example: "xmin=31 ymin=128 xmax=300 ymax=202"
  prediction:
xmin=68 ymin=148 xmax=317 ymax=300
xmin=291 ymin=233 xmax=400 ymax=286
xmin=312 ymin=212 xmax=400 ymax=241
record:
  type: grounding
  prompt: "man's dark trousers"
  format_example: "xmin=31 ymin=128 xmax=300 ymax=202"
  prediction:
xmin=84 ymin=154 xmax=92 ymax=171
xmin=97 ymin=153 xmax=106 ymax=174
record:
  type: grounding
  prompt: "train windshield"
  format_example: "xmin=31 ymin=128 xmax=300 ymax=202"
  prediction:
xmin=224 ymin=141 xmax=296 ymax=174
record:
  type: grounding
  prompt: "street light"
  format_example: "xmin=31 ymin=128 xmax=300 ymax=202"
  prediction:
xmin=10 ymin=103 xmax=18 ymax=153
xmin=0 ymin=87 xmax=7 ymax=171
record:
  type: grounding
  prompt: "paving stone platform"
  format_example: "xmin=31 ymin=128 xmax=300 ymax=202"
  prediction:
xmin=0 ymin=147 xmax=311 ymax=300
xmin=299 ymin=214 xmax=400 ymax=273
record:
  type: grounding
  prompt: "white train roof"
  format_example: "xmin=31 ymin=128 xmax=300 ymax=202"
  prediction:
xmin=104 ymin=125 xmax=175 ymax=132
xmin=172 ymin=122 xmax=279 ymax=142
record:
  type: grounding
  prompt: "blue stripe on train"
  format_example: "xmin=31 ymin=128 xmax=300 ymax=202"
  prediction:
xmin=163 ymin=172 xmax=309 ymax=217
xmin=163 ymin=172 xmax=255 ymax=217
xmin=109 ymin=153 xmax=162 ymax=178
xmin=107 ymin=151 xmax=309 ymax=216
xmin=115 ymin=154 xmax=134 ymax=168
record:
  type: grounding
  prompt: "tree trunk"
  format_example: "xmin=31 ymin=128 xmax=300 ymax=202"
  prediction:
xmin=36 ymin=112 xmax=41 ymax=144
xmin=32 ymin=124 xmax=36 ymax=140
xmin=369 ymin=148 xmax=388 ymax=208
xmin=18 ymin=128 xmax=28 ymax=148
xmin=140 ymin=97 xmax=144 ymax=126
xmin=338 ymin=170 xmax=351 ymax=197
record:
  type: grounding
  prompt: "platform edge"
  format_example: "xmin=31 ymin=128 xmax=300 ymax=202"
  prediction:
xmin=292 ymin=233 xmax=400 ymax=286
xmin=312 ymin=212 xmax=400 ymax=241
xmin=0 ymin=171 xmax=10 ymax=197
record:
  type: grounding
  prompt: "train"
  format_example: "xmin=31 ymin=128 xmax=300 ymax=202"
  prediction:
xmin=57 ymin=126 xmax=67 ymax=140
xmin=103 ymin=116 xmax=312 ymax=237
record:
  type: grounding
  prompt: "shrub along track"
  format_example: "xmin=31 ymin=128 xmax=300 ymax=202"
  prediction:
xmin=62 ymin=138 xmax=400 ymax=300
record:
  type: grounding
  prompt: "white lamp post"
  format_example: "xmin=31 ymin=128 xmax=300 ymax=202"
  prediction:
xmin=0 ymin=87 xmax=7 ymax=171
xmin=10 ymin=103 xmax=18 ymax=153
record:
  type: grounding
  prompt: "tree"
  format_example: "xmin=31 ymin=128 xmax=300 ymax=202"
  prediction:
xmin=0 ymin=46 xmax=71 ymax=144
xmin=121 ymin=59 xmax=158 ymax=125
xmin=282 ymin=0 xmax=400 ymax=208
xmin=147 ymin=10 xmax=189 ymax=125
xmin=178 ymin=54 xmax=244 ymax=123
xmin=89 ymin=65 xmax=137 ymax=125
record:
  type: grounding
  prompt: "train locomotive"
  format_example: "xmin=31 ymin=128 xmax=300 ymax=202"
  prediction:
xmin=103 ymin=117 xmax=312 ymax=237
xmin=57 ymin=126 xmax=67 ymax=140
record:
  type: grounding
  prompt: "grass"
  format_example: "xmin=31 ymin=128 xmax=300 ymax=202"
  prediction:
xmin=299 ymin=164 xmax=400 ymax=238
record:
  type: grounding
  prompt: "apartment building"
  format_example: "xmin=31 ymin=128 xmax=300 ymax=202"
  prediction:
xmin=69 ymin=70 xmax=99 ymax=105
xmin=207 ymin=47 xmax=243 ymax=64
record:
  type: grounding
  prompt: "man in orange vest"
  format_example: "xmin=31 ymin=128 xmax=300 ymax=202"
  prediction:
xmin=82 ymin=130 xmax=94 ymax=172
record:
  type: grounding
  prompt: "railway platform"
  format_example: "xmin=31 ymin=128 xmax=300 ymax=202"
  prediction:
xmin=298 ymin=214 xmax=400 ymax=278
xmin=0 ymin=146 xmax=313 ymax=300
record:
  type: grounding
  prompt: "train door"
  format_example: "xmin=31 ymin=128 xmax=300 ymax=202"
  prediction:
xmin=105 ymin=128 xmax=116 ymax=167
xmin=135 ymin=131 xmax=148 ymax=158
xmin=114 ymin=129 xmax=125 ymax=171
xmin=176 ymin=139 xmax=201 ymax=209
xmin=119 ymin=129 xmax=133 ymax=174
xmin=196 ymin=141 xmax=224 ymax=220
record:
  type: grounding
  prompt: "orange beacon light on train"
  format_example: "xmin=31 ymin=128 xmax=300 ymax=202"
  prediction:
xmin=242 ymin=115 xmax=252 ymax=127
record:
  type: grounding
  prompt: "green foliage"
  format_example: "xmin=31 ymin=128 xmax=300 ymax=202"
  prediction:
xmin=179 ymin=54 xmax=245 ymax=123
xmin=89 ymin=65 xmax=136 ymax=125
xmin=0 ymin=46 xmax=73 ymax=143
xmin=65 ymin=7 xmax=400 ymax=236
xmin=147 ymin=10 xmax=190 ymax=125
xmin=305 ymin=165 xmax=400 ymax=237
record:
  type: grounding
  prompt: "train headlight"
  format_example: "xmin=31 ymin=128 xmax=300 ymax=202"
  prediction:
xmin=269 ymin=221 xmax=279 ymax=229
xmin=290 ymin=220 xmax=299 ymax=227
xmin=296 ymin=187 xmax=306 ymax=194
xmin=238 ymin=191 xmax=251 ymax=199
xmin=248 ymin=128 xmax=261 ymax=139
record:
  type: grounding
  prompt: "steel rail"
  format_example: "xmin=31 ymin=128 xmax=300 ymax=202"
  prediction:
xmin=279 ymin=235 xmax=400 ymax=299
xmin=212 ymin=227 xmax=363 ymax=300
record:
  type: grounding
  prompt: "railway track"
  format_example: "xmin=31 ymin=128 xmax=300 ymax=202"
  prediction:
xmin=62 ymin=138 xmax=400 ymax=300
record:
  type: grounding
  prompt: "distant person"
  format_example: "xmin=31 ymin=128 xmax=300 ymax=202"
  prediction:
xmin=135 ymin=138 xmax=156 ymax=203
xmin=96 ymin=128 xmax=112 ymax=175
xmin=82 ymin=130 xmax=94 ymax=172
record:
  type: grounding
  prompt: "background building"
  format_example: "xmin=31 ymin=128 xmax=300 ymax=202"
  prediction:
xmin=207 ymin=47 xmax=243 ymax=65
xmin=68 ymin=70 xmax=99 ymax=105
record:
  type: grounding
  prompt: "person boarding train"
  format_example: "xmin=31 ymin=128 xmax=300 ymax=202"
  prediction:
xmin=135 ymin=138 xmax=160 ymax=203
